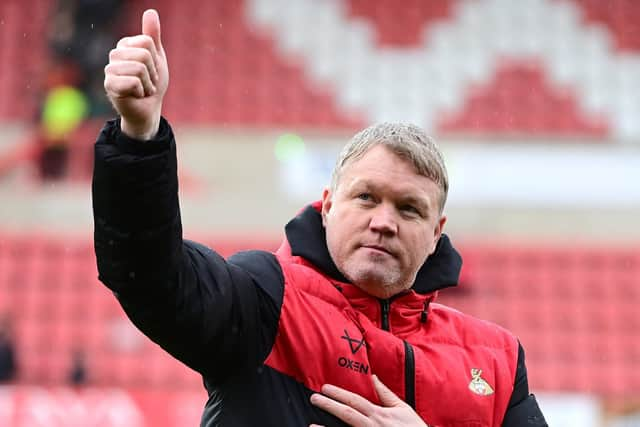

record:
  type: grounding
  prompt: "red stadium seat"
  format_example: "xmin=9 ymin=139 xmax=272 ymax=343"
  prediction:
xmin=2 ymin=232 xmax=639 ymax=395
xmin=570 ymin=0 xmax=640 ymax=52
xmin=0 ymin=0 xmax=52 ymax=120
xmin=438 ymin=62 xmax=609 ymax=136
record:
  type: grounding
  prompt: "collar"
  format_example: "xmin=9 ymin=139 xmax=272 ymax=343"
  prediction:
xmin=282 ymin=202 xmax=462 ymax=295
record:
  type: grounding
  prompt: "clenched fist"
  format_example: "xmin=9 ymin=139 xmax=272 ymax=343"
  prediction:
xmin=104 ymin=9 xmax=169 ymax=140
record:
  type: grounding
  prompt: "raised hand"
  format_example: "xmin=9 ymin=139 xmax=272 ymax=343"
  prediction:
xmin=309 ymin=375 xmax=429 ymax=427
xmin=104 ymin=9 xmax=169 ymax=140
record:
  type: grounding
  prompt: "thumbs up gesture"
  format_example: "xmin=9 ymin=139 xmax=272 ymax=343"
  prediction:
xmin=104 ymin=9 xmax=169 ymax=140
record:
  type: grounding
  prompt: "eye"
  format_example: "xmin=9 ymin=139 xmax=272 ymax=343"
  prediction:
xmin=400 ymin=205 xmax=421 ymax=216
xmin=357 ymin=193 xmax=372 ymax=201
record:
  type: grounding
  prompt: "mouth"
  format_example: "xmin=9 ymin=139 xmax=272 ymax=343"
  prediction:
xmin=361 ymin=244 xmax=393 ymax=256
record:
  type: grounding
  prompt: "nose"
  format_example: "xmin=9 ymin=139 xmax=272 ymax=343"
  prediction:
xmin=369 ymin=204 xmax=398 ymax=235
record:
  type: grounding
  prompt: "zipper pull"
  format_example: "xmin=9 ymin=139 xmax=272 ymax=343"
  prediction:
xmin=420 ymin=297 xmax=434 ymax=324
xmin=380 ymin=299 xmax=390 ymax=331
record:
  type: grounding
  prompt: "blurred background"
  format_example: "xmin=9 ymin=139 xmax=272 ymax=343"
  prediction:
xmin=0 ymin=0 xmax=639 ymax=425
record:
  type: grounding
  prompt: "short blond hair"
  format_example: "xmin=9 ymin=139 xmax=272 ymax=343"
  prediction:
xmin=330 ymin=123 xmax=449 ymax=213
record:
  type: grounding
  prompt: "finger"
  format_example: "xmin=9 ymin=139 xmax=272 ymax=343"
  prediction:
xmin=104 ymin=74 xmax=145 ymax=99
xmin=310 ymin=393 xmax=369 ymax=427
xmin=113 ymin=40 xmax=158 ymax=82
xmin=116 ymin=36 xmax=158 ymax=59
xmin=320 ymin=384 xmax=375 ymax=416
xmin=105 ymin=61 xmax=156 ymax=97
xmin=142 ymin=9 xmax=162 ymax=51
xmin=372 ymin=375 xmax=403 ymax=408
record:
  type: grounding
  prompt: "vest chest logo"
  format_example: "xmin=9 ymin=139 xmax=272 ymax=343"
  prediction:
xmin=337 ymin=329 xmax=369 ymax=374
xmin=341 ymin=329 xmax=366 ymax=354
xmin=468 ymin=369 xmax=494 ymax=396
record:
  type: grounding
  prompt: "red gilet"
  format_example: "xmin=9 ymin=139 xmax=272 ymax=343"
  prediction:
xmin=264 ymin=240 xmax=519 ymax=427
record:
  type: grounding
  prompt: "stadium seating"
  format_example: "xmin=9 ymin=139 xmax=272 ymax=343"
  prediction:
xmin=1 ymin=233 xmax=639 ymax=397
xmin=0 ymin=233 xmax=277 ymax=390
xmin=0 ymin=0 xmax=51 ymax=121
xmin=438 ymin=61 xmax=609 ymax=136
xmin=438 ymin=244 xmax=640 ymax=397
xmin=2 ymin=0 xmax=640 ymax=139
xmin=122 ymin=0 xmax=640 ymax=137
xmin=0 ymin=0 xmax=639 ymax=404
xmin=345 ymin=0 xmax=457 ymax=47
xmin=572 ymin=0 xmax=640 ymax=52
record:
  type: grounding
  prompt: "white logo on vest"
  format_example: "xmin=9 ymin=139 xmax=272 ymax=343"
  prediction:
xmin=468 ymin=368 xmax=495 ymax=396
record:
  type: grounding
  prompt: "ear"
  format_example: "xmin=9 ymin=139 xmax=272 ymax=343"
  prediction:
xmin=429 ymin=215 xmax=447 ymax=255
xmin=321 ymin=187 xmax=332 ymax=227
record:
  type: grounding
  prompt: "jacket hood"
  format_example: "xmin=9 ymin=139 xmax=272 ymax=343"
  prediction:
xmin=280 ymin=201 xmax=462 ymax=295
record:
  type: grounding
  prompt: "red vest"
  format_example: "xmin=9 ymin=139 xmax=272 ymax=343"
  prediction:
xmin=265 ymin=244 xmax=519 ymax=427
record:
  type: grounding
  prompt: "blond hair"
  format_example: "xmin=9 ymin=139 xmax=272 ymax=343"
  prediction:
xmin=330 ymin=123 xmax=449 ymax=212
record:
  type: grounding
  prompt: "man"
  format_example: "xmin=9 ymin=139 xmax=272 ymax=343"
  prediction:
xmin=94 ymin=9 xmax=547 ymax=427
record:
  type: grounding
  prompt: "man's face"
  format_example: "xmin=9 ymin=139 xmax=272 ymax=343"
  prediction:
xmin=322 ymin=145 xmax=447 ymax=299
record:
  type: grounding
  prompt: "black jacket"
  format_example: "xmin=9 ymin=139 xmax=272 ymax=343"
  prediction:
xmin=92 ymin=118 xmax=547 ymax=426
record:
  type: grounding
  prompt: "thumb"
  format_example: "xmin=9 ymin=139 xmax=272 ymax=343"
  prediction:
xmin=142 ymin=9 xmax=162 ymax=50
xmin=372 ymin=375 xmax=404 ymax=407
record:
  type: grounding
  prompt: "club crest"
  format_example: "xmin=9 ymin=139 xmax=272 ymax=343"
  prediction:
xmin=468 ymin=368 xmax=494 ymax=396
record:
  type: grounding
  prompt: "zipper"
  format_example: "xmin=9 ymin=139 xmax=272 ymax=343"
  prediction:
xmin=379 ymin=298 xmax=416 ymax=408
xmin=380 ymin=299 xmax=390 ymax=331
xmin=403 ymin=340 xmax=416 ymax=409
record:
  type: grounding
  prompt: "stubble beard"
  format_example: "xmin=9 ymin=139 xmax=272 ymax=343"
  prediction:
xmin=343 ymin=258 xmax=407 ymax=299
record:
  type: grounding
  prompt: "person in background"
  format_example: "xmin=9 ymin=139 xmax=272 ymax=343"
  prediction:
xmin=93 ymin=9 xmax=547 ymax=426
xmin=38 ymin=83 xmax=89 ymax=180
xmin=0 ymin=315 xmax=17 ymax=383
xmin=49 ymin=0 xmax=124 ymax=117
xmin=68 ymin=348 xmax=88 ymax=386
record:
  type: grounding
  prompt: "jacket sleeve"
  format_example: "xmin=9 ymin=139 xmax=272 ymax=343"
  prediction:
xmin=502 ymin=343 xmax=548 ymax=427
xmin=92 ymin=117 xmax=283 ymax=382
